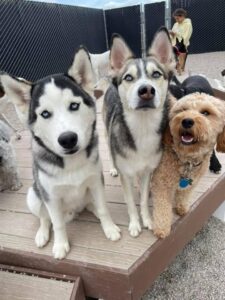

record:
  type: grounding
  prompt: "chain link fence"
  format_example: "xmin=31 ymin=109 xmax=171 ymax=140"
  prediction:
xmin=0 ymin=0 xmax=224 ymax=80
xmin=0 ymin=0 xmax=106 ymax=81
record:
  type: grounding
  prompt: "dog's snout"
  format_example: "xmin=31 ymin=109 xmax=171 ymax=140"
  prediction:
xmin=0 ymin=157 xmax=2 ymax=165
xmin=182 ymin=118 xmax=194 ymax=129
xmin=138 ymin=85 xmax=155 ymax=101
xmin=58 ymin=132 xmax=78 ymax=149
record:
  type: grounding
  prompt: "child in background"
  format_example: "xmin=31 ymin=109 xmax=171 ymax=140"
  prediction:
xmin=170 ymin=8 xmax=193 ymax=75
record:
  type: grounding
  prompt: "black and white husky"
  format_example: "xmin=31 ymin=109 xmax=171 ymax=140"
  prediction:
xmin=103 ymin=28 xmax=175 ymax=237
xmin=1 ymin=47 xmax=121 ymax=259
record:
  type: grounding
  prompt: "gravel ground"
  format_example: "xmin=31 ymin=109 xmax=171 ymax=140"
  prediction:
xmin=142 ymin=217 xmax=225 ymax=300
xmin=1 ymin=51 xmax=225 ymax=300
xmin=186 ymin=51 xmax=225 ymax=81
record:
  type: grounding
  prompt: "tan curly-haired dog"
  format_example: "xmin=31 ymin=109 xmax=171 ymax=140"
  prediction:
xmin=151 ymin=93 xmax=225 ymax=239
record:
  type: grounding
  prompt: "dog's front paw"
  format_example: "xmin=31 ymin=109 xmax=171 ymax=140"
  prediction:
xmin=129 ymin=220 xmax=141 ymax=237
xmin=53 ymin=241 xmax=70 ymax=259
xmin=10 ymin=181 xmax=23 ymax=191
xmin=103 ymin=223 xmax=121 ymax=241
xmin=142 ymin=216 xmax=153 ymax=230
xmin=176 ymin=204 xmax=189 ymax=216
xmin=109 ymin=168 xmax=118 ymax=177
xmin=35 ymin=227 xmax=50 ymax=248
xmin=153 ymin=227 xmax=171 ymax=239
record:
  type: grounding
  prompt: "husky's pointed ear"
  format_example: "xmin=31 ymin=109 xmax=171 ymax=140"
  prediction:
xmin=68 ymin=46 xmax=95 ymax=96
xmin=110 ymin=34 xmax=134 ymax=74
xmin=147 ymin=27 xmax=174 ymax=65
xmin=216 ymin=126 xmax=225 ymax=152
xmin=0 ymin=74 xmax=31 ymax=124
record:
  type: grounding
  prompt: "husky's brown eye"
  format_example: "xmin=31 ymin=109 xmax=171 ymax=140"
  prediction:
xmin=124 ymin=74 xmax=133 ymax=82
xmin=152 ymin=71 xmax=162 ymax=79
xmin=201 ymin=110 xmax=210 ymax=116
xmin=69 ymin=102 xmax=80 ymax=111
xmin=40 ymin=110 xmax=52 ymax=119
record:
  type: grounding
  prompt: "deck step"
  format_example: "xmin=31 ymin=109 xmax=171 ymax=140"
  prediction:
xmin=0 ymin=264 xmax=85 ymax=300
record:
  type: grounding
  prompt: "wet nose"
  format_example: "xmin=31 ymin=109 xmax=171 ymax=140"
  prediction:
xmin=58 ymin=132 xmax=78 ymax=149
xmin=138 ymin=85 xmax=155 ymax=101
xmin=182 ymin=118 xmax=194 ymax=129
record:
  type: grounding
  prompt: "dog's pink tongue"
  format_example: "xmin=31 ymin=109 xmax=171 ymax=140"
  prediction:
xmin=181 ymin=134 xmax=194 ymax=143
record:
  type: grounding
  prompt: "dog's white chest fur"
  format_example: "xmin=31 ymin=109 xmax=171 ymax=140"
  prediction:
xmin=39 ymin=153 xmax=100 ymax=207
xmin=116 ymin=110 xmax=163 ymax=176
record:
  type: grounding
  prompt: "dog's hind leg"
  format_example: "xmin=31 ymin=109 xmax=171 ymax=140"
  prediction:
xmin=209 ymin=149 xmax=222 ymax=173
xmin=109 ymin=149 xmax=118 ymax=177
xmin=27 ymin=187 xmax=51 ymax=248
xmin=120 ymin=174 xmax=141 ymax=237
xmin=139 ymin=170 xmax=152 ymax=230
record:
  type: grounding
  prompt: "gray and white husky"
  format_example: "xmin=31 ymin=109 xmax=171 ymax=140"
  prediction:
xmin=1 ymin=47 xmax=121 ymax=259
xmin=103 ymin=27 xmax=175 ymax=237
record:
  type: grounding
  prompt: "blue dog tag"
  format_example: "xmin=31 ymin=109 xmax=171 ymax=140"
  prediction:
xmin=179 ymin=177 xmax=192 ymax=188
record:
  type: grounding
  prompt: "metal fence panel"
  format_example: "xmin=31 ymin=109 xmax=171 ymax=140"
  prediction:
xmin=0 ymin=0 xmax=106 ymax=81
xmin=144 ymin=2 xmax=165 ymax=50
xmin=104 ymin=5 xmax=142 ymax=57
xmin=171 ymin=0 xmax=225 ymax=54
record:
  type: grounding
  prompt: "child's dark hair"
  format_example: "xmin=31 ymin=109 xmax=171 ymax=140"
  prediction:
xmin=173 ymin=8 xmax=187 ymax=17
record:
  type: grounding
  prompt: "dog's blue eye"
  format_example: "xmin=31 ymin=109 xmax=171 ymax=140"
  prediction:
xmin=124 ymin=74 xmax=133 ymax=82
xmin=69 ymin=102 xmax=80 ymax=111
xmin=152 ymin=71 xmax=162 ymax=79
xmin=40 ymin=110 xmax=51 ymax=119
xmin=201 ymin=110 xmax=210 ymax=116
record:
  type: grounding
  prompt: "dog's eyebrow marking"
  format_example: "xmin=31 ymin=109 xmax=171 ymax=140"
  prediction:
xmin=144 ymin=58 xmax=167 ymax=79
xmin=123 ymin=64 xmax=138 ymax=79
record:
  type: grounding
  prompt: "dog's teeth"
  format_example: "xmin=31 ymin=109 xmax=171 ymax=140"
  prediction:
xmin=181 ymin=135 xmax=194 ymax=143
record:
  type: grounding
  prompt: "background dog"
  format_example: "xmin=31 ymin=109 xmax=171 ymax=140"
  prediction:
xmin=103 ymin=27 xmax=175 ymax=237
xmin=89 ymin=50 xmax=110 ymax=83
xmin=0 ymin=120 xmax=22 ymax=191
xmin=169 ymin=75 xmax=222 ymax=173
xmin=0 ymin=80 xmax=21 ymax=140
xmin=151 ymin=93 xmax=225 ymax=239
xmin=1 ymin=47 xmax=120 ymax=259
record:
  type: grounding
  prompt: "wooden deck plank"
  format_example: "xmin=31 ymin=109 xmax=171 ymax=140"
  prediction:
xmin=0 ymin=234 xmax=136 ymax=269
xmin=0 ymin=211 xmax=155 ymax=257
xmin=0 ymin=269 xmax=74 ymax=300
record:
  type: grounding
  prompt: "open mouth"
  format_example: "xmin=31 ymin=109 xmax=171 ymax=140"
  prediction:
xmin=180 ymin=132 xmax=196 ymax=145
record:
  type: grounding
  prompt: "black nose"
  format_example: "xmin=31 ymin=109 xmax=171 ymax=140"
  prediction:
xmin=58 ymin=132 xmax=78 ymax=149
xmin=138 ymin=85 xmax=155 ymax=101
xmin=182 ymin=118 xmax=194 ymax=129
xmin=0 ymin=157 xmax=2 ymax=165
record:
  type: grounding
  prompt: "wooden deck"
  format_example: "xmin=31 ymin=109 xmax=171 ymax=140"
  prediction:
xmin=1 ymin=97 xmax=225 ymax=299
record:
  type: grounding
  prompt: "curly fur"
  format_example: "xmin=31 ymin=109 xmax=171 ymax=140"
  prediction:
xmin=151 ymin=93 xmax=225 ymax=238
xmin=0 ymin=120 xmax=22 ymax=191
